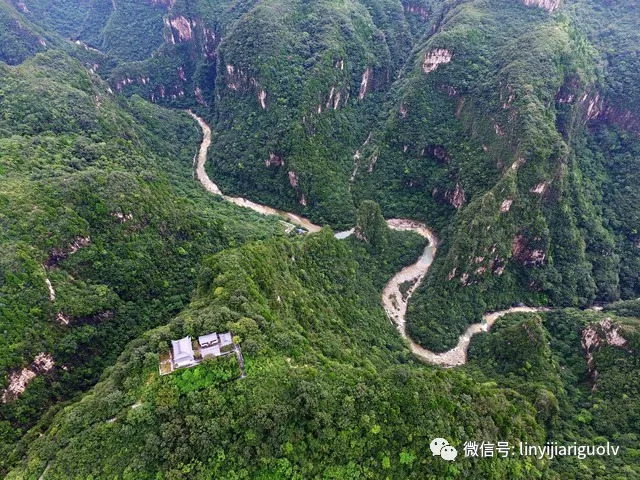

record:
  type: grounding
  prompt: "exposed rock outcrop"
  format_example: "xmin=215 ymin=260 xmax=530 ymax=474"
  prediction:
xmin=42 ymin=265 xmax=55 ymax=302
xmin=582 ymin=91 xmax=604 ymax=122
xmin=46 ymin=236 xmax=90 ymax=267
xmin=500 ymin=198 xmax=513 ymax=213
xmin=604 ymin=105 xmax=640 ymax=136
xmin=496 ymin=81 xmax=517 ymax=110
xmin=555 ymin=76 xmax=581 ymax=105
xmin=288 ymin=171 xmax=299 ymax=189
xmin=530 ymin=181 xmax=548 ymax=195
xmin=367 ymin=153 xmax=379 ymax=173
xmin=203 ymin=27 xmax=218 ymax=59
xmin=359 ymin=68 xmax=372 ymax=100
xmin=265 ymin=153 xmax=284 ymax=168
xmin=111 ymin=212 xmax=133 ymax=223
xmin=578 ymin=89 xmax=640 ymax=136
xmin=444 ymin=183 xmax=466 ymax=209
xmin=114 ymin=75 xmax=150 ymax=92
xmin=403 ymin=3 xmax=429 ymax=21
xmin=149 ymin=84 xmax=185 ymax=102
xmin=2 ymin=353 xmax=55 ymax=403
xmin=164 ymin=16 xmax=194 ymax=44
xmin=225 ymin=64 xmax=267 ymax=109
xmin=288 ymin=171 xmax=306 ymax=205
xmin=422 ymin=49 xmax=452 ymax=74
xmin=77 ymin=310 xmax=115 ymax=326
xmin=258 ymin=89 xmax=267 ymax=109
xmin=581 ymin=317 xmax=629 ymax=381
xmin=194 ymin=86 xmax=206 ymax=105
xmin=512 ymin=234 xmax=546 ymax=267
xmin=522 ymin=0 xmax=560 ymax=12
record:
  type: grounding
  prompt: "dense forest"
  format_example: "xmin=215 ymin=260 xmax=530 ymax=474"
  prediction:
xmin=6 ymin=230 xmax=640 ymax=478
xmin=0 ymin=50 xmax=283 ymax=469
xmin=0 ymin=0 xmax=639 ymax=477
xmin=17 ymin=0 xmax=634 ymax=353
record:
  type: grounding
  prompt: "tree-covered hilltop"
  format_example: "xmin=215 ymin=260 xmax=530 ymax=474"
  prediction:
xmin=355 ymin=200 xmax=389 ymax=252
xmin=0 ymin=50 xmax=283 ymax=470
xmin=6 ymin=230 xmax=548 ymax=480
xmin=8 ymin=230 xmax=640 ymax=479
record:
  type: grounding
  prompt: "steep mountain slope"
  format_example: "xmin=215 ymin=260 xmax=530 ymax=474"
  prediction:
xmin=366 ymin=0 xmax=604 ymax=351
xmin=7 ymin=231 xmax=551 ymax=480
xmin=353 ymin=0 xmax=640 ymax=352
xmin=467 ymin=304 xmax=640 ymax=479
xmin=0 ymin=0 xmax=57 ymax=64
xmin=8 ymin=231 xmax=640 ymax=479
xmin=14 ymin=0 xmax=412 ymax=225
xmin=207 ymin=0 xmax=401 ymax=226
xmin=1 ymin=0 xmax=639 ymax=477
xmin=63 ymin=0 xmax=639 ymax=353
xmin=0 ymin=50 xmax=281 ymax=470
xmin=5 ymin=0 xmax=166 ymax=61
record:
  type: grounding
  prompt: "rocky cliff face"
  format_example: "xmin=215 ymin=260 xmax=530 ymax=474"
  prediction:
xmin=107 ymin=2 xmax=221 ymax=107
xmin=403 ymin=2 xmax=429 ymax=21
xmin=582 ymin=317 xmax=629 ymax=381
xmin=0 ymin=3 xmax=49 ymax=65
xmin=1 ymin=353 xmax=54 ymax=403
xmin=164 ymin=15 xmax=193 ymax=43
xmin=522 ymin=0 xmax=561 ymax=12
xmin=422 ymin=49 xmax=452 ymax=74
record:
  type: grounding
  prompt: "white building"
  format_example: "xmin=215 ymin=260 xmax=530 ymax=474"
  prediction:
xmin=171 ymin=337 xmax=195 ymax=368
xmin=198 ymin=332 xmax=234 ymax=359
xmin=198 ymin=332 xmax=221 ymax=358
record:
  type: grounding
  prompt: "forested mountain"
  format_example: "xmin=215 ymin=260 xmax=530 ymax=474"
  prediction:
xmin=1 ymin=0 xmax=639 ymax=478
xmin=6 ymin=231 xmax=640 ymax=479
xmin=18 ymin=0 xmax=634 ymax=343
xmin=0 ymin=50 xmax=281 ymax=469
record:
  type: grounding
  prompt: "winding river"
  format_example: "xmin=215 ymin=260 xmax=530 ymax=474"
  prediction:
xmin=188 ymin=111 xmax=548 ymax=367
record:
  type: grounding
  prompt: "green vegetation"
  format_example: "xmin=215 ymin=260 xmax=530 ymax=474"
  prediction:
xmin=468 ymin=308 xmax=640 ymax=478
xmin=0 ymin=50 xmax=281 ymax=471
xmin=0 ymin=0 xmax=55 ymax=65
xmin=355 ymin=200 xmax=389 ymax=252
xmin=11 ymin=0 xmax=165 ymax=62
xmin=64 ymin=0 xmax=639 ymax=354
xmin=380 ymin=0 xmax=640 ymax=353
xmin=1 ymin=0 xmax=639 ymax=478
xmin=7 ymin=231 xmax=551 ymax=480
xmin=171 ymin=356 xmax=241 ymax=395
xmin=9 ymin=232 xmax=640 ymax=479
